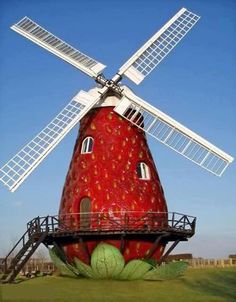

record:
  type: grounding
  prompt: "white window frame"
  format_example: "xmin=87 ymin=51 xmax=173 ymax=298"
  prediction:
xmin=81 ymin=136 xmax=94 ymax=154
xmin=137 ymin=162 xmax=150 ymax=180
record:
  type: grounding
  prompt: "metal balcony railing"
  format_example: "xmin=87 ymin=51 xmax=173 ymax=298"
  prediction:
xmin=26 ymin=211 xmax=196 ymax=235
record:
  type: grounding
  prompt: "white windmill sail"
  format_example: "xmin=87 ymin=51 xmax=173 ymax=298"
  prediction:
xmin=119 ymin=8 xmax=200 ymax=84
xmin=0 ymin=88 xmax=107 ymax=192
xmin=114 ymin=91 xmax=234 ymax=176
xmin=11 ymin=17 xmax=106 ymax=78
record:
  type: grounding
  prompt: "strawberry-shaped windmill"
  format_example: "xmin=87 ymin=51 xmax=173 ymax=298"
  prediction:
xmin=0 ymin=8 xmax=234 ymax=275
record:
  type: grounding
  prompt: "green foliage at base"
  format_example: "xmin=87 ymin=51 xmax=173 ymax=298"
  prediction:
xmin=143 ymin=261 xmax=188 ymax=280
xmin=118 ymin=259 xmax=152 ymax=280
xmin=74 ymin=257 xmax=97 ymax=279
xmin=142 ymin=258 xmax=158 ymax=267
xmin=49 ymin=248 xmax=78 ymax=278
xmin=91 ymin=243 xmax=125 ymax=279
xmin=49 ymin=243 xmax=188 ymax=281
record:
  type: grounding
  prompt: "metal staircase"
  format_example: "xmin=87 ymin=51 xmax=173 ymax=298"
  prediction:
xmin=1 ymin=218 xmax=48 ymax=283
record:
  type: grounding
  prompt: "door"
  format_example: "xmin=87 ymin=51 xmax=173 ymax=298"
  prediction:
xmin=80 ymin=197 xmax=91 ymax=229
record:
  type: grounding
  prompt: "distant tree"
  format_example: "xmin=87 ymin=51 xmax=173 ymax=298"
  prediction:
xmin=34 ymin=246 xmax=50 ymax=271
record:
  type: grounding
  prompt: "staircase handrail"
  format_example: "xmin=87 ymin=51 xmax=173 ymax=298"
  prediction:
xmin=2 ymin=216 xmax=50 ymax=273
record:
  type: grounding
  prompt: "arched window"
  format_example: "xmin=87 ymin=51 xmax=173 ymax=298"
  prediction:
xmin=137 ymin=162 xmax=150 ymax=180
xmin=80 ymin=197 xmax=91 ymax=228
xmin=81 ymin=137 xmax=94 ymax=154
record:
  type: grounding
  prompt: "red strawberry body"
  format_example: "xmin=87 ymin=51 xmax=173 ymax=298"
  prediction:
xmin=59 ymin=89 xmax=168 ymax=264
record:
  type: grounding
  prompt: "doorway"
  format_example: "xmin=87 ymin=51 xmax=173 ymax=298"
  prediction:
xmin=80 ymin=197 xmax=91 ymax=229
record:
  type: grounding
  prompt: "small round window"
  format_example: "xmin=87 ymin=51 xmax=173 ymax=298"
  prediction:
xmin=81 ymin=137 xmax=94 ymax=154
xmin=137 ymin=162 xmax=150 ymax=180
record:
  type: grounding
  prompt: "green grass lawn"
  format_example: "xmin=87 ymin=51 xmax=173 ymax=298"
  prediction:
xmin=0 ymin=268 xmax=236 ymax=302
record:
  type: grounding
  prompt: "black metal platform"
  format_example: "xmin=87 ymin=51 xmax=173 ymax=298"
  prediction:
xmin=1 ymin=211 xmax=196 ymax=283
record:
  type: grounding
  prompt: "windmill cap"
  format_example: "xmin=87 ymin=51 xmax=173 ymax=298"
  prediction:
xmin=87 ymin=85 xmax=133 ymax=108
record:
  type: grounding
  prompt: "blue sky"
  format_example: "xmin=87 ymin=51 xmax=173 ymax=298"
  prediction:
xmin=0 ymin=0 xmax=235 ymax=258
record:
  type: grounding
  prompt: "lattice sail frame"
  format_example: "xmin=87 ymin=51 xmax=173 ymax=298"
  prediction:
xmin=11 ymin=17 xmax=106 ymax=78
xmin=0 ymin=89 xmax=106 ymax=192
xmin=114 ymin=91 xmax=234 ymax=176
xmin=119 ymin=8 xmax=200 ymax=84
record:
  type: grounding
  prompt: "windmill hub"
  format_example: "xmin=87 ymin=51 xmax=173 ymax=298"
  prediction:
xmin=96 ymin=73 xmax=123 ymax=95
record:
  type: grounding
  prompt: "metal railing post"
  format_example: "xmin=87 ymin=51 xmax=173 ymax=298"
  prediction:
xmin=37 ymin=216 xmax=40 ymax=233
xmin=171 ymin=212 xmax=175 ymax=228
xmin=45 ymin=216 xmax=49 ymax=233
xmin=192 ymin=217 xmax=196 ymax=234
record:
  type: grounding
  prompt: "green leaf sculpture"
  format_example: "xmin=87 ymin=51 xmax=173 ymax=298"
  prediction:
xmin=49 ymin=247 xmax=79 ymax=277
xmin=74 ymin=257 xmax=97 ymax=279
xmin=143 ymin=261 xmax=188 ymax=280
xmin=118 ymin=259 xmax=152 ymax=280
xmin=91 ymin=242 xmax=125 ymax=279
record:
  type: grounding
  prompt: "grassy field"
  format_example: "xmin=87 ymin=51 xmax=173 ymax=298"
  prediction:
xmin=0 ymin=268 xmax=236 ymax=302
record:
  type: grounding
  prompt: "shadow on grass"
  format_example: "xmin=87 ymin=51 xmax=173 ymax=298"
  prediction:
xmin=2 ymin=273 xmax=80 ymax=286
xmin=183 ymin=270 xmax=236 ymax=301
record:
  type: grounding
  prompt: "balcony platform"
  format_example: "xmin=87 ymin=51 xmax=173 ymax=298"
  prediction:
xmin=28 ymin=211 xmax=196 ymax=245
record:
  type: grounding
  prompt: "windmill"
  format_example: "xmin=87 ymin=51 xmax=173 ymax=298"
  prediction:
xmin=0 ymin=8 xmax=234 ymax=278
